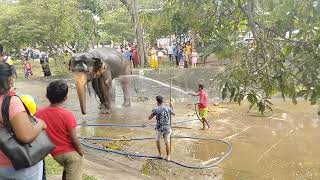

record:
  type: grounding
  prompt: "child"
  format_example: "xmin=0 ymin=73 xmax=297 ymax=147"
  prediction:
xmin=191 ymin=48 xmax=198 ymax=68
xmin=189 ymin=84 xmax=210 ymax=130
xmin=36 ymin=80 xmax=83 ymax=180
xmin=24 ymin=60 xmax=33 ymax=78
xmin=148 ymin=96 xmax=175 ymax=161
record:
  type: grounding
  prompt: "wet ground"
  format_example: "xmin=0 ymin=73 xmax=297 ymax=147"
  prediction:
xmin=14 ymin=70 xmax=320 ymax=180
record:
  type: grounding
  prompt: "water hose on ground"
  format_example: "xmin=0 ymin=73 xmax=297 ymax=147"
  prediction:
xmin=78 ymin=119 xmax=200 ymax=128
xmin=80 ymin=135 xmax=232 ymax=169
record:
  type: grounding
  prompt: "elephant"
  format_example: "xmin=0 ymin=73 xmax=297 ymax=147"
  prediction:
xmin=69 ymin=47 xmax=131 ymax=114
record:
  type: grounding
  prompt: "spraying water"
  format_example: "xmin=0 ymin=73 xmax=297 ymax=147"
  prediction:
xmin=115 ymin=75 xmax=198 ymax=104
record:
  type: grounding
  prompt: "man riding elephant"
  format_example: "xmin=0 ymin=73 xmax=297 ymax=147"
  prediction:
xmin=69 ymin=47 xmax=131 ymax=114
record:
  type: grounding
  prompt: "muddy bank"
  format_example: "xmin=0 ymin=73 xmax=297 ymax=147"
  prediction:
xmin=14 ymin=72 xmax=320 ymax=180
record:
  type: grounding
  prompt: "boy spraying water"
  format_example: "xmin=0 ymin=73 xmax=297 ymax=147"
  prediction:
xmin=148 ymin=96 xmax=175 ymax=161
xmin=190 ymin=84 xmax=210 ymax=130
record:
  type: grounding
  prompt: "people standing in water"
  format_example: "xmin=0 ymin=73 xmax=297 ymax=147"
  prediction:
xmin=149 ymin=96 xmax=175 ymax=161
xmin=190 ymin=84 xmax=210 ymax=130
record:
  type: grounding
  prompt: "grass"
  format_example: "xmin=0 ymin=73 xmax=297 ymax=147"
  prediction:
xmin=45 ymin=155 xmax=63 ymax=176
xmin=45 ymin=155 xmax=97 ymax=180
xmin=12 ymin=55 xmax=70 ymax=81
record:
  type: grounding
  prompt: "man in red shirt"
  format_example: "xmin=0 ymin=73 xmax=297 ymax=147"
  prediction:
xmin=36 ymin=80 xmax=83 ymax=180
xmin=190 ymin=84 xmax=210 ymax=130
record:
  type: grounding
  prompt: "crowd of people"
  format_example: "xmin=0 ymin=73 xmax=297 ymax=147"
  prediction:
xmin=0 ymin=62 xmax=83 ymax=180
xmin=114 ymin=41 xmax=199 ymax=70
xmin=149 ymin=42 xmax=199 ymax=69
xmin=0 ymin=45 xmax=52 ymax=79
xmin=116 ymin=43 xmax=140 ymax=68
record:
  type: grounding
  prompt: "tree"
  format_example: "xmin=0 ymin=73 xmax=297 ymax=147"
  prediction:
xmin=120 ymin=0 xmax=148 ymax=67
xmin=216 ymin=0 xmax=320 ymax=114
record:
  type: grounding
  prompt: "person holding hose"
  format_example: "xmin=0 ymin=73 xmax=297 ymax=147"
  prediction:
xmin=189 ymin=84 xmax=210 ymax=130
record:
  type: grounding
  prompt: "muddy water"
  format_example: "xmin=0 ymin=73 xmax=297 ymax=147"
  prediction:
xmin=14 ymin=79 xmax=320 ymax=180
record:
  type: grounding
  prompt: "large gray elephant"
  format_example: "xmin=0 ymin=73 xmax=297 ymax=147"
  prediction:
xmin=69 ymin=47 xmax=131 ymax=114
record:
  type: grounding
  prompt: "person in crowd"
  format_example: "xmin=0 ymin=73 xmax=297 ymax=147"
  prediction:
xmin=36 ymin=80 xmax=83 ymax=180
xmin=191 ymin=48 xmax=199 ymax=68
xmin=182 ymin=48 xmax=188 ymax=68
xmin=174 ymin=45 xmax=180 ymax=67
xmin=185 ymin=42 xmax=192 ymax=66
xmin=148 ymin=96 xmax=175 ymax=161
xmin=125 ymin=48 xmax=132 ymax=62
xmin=150 ymin=47 xmax=158 ymax=69
xmin=178 ymin=48 xmax=184 ymax=69
xmin=132 ymin=46 xmax=140 ymax=68
xmin=2 ymin=52 xmax=17 ymax=77
xmin=167 ymin=43 xmax=175 ymax=65
xmin=20 ymin=94 xmax=48 ymax=179
xmin=0 ymin=62 xmax=47 ymax=180
xmin=189 ymin=84 xmax=210 ymax=130
xmin=24 ymin=59 xmax=33 ymax=79
xmin=157 ymin=48 xmax=164 ymax=65
xmin=116 ymin=45 xmax=122 ymax=53
xmin=2 ymin=52 xmax=13 ymax=65
xmin=39 ymin=52 xmax=51 ymax=77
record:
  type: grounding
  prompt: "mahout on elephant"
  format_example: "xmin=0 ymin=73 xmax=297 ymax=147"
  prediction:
xmin=69 ymin=47 xmax=131 ymax=114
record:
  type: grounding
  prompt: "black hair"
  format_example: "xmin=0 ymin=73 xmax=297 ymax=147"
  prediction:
xmin=199 ymin=84 xmax=204 ymax=89
xmin=0 ymin=62 xmax=14 ymax=95
xmin=46 ymin=80 xmax=68 ymax=104
xmin=156 ymin=95 xmax=163 ymax=104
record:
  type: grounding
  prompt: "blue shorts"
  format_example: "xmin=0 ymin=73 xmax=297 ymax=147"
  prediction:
xmin=0 ymin=161 xmax=43 ymax=180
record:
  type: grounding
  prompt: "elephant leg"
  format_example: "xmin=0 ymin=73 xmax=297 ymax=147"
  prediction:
xmin=120 ymin=76 xmax=131 ymax=107
xmin=110 ymin=80 xmax=116 ymax=103
xmin=98 ymin=76 xmax=112 ymax=114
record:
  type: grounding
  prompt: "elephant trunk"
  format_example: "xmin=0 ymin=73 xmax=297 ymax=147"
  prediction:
xmin=74 ymin=72 xmax=87 ymax=115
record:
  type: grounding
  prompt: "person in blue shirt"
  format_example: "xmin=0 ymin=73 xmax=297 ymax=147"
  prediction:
xmin=148 ymin=96 xmax=175 ymax=161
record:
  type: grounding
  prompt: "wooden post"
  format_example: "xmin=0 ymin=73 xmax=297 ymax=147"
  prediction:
xmin=169 ymin=61 xmax=173 ymax=152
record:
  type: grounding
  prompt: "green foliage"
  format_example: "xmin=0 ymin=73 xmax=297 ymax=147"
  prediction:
xmin=100 ymin=7 xmax=135 ymax=44
xmin=216 ymin=0 xmax=320 ymax=114
xmin=1 ymin=0 xmax=319 ymax=114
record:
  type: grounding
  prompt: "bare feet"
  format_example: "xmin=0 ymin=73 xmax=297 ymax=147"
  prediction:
xmin=167 ymin=155 xmax=171 ymax=161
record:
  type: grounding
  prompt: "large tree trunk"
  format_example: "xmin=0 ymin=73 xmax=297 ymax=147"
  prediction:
xmin=120 ymin=0 xmax=148 ymax=67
